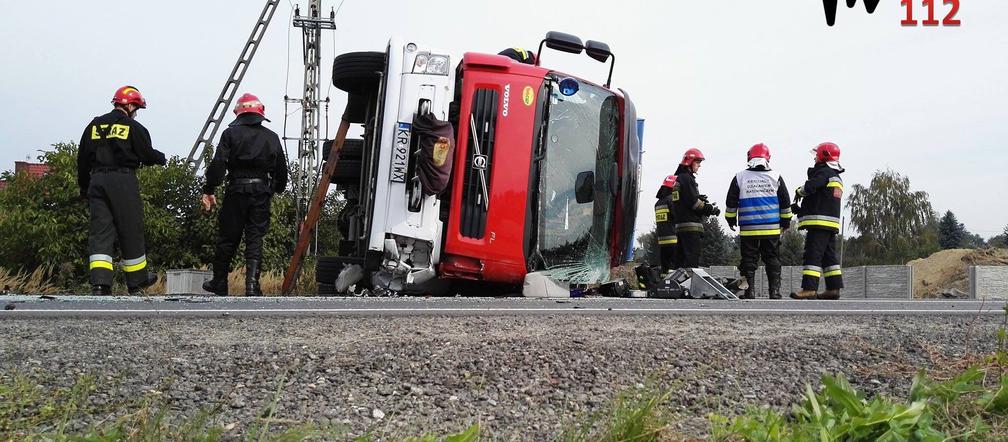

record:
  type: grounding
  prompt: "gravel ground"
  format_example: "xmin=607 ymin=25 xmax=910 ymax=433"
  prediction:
xmin=0 ymin=314 xmax=1000 ymax=440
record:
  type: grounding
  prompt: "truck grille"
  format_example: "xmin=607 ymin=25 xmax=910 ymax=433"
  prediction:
xmin=460 ymin=88 xmax=498 ymax=239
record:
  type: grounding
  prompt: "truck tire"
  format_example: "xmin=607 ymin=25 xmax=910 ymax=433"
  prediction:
xmin=322 ymin=138 xmax=364 ymax=163
xmin=332 ymin=52 xmax=385 ymax=94
xmin=316 ymin=256 xmax=344 ymax=284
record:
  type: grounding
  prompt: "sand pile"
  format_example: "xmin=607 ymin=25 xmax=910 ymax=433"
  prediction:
xmin=910 ymin=248 xmax=1008 ymax=298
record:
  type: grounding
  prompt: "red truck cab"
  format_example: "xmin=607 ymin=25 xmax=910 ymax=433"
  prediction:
xmin=321 ymin=32 xmax=640 ymax=294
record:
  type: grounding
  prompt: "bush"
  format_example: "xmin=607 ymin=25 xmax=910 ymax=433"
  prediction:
xmin=0 ymin=142 xmax=342 ymax=293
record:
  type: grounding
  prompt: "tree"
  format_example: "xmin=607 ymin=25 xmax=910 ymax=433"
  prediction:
xmin=779 ymin=220 xmax=805 ymax=266
xmin=846 ymin=169 xmax=938 ymax=264
xmin=700 ymin=217 xmax=734 ymax=267
xmin=990 ymin=225 xmax=1008 ymax=249
xmin=938 ymin=210 xmax=965 ymax=249
xmin=634 ymin=227 xmax=659 ymax=266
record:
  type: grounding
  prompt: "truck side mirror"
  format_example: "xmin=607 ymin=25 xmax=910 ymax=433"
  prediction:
xmin=575 ymin=171 xmax=595 ymax=204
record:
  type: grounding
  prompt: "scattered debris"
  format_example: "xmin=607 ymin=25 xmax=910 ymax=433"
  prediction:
xmin=3 ymin=304 xmax=13 ymax=310
xmin=39 ymin=295 xmax=57 ymax=301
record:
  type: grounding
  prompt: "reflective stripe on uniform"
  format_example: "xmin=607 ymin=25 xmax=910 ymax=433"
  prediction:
xmin=827 ymin=176 xmax=843 ymax=190
xmin=799 ymin=215 xmax=841 ymax=230
xmin=724 ymin=207 xmax=737 ymax=219
xmin=692 ymin=200 xmax=705 ymax=210
xmin=89 ymin=254 xmax=114 ymax=271
xmin=122 ymin=255 xmax=147 ymax=273
xmin=824 ymin=265 xmax=842 ymax=277
xmin=740 ymin=229 xmax=781 ymax=237
xmin=676 ymin=222 xmax=704 ymax=233
xmin=658 ymin=235 xmax=678 ymax=245
xmin=740 ymin=223 xmax=781 ymax=236
xmin=89 ymin=261 xmax=113 ymax=271
xmin=802 ymin=265 xmax=823 ymax=278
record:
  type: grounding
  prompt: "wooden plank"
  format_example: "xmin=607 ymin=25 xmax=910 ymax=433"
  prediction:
xmin=281 ymin=115 xmax=351 ymax=294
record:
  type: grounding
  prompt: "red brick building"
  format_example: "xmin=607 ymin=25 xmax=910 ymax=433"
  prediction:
xmin=0 ymin=161 xmax=51 ymax=189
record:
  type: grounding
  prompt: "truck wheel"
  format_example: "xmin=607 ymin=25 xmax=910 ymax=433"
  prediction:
xmin=322 ymin=138 xmax=364 ymax=163
xmin=315 ymin=256 xmax=345 ymax=284
xmin=332 ymin=52 xmax=385 ymax=94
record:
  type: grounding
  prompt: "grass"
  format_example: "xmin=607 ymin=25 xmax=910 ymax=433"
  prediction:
xmin=0 ymin=266 xmax=60 ymax=295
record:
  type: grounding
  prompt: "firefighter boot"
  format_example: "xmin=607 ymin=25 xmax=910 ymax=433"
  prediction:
xmin=202 ymin=268 xmax=229 ymax=296
xmin=790 ymin=289 xmax=818 ymax=300
xmin=91 ymin=285 xmax=111 ymax=296
xmin=740 ymin=272 xmax=756 ymax=299
xmin=767 ymin=270 xmax=782 ymax=300
xmin=818 ymin=289 xmax=841 ymax=300
xmin=128 ymin=272 xmax=159 ymax=296
xmin=245 ymin=259 xmax=262 ymax=297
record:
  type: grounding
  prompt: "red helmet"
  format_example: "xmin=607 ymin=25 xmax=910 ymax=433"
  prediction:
xmin=814 ymin=142 xmax=841 ymax=163
xmin=112 ymin=86 xmax=146 ymax=109
xmin=680 ymin=148 xmax=705 ymax=166
xmin=661 ymin=174 xmax=677 ymax=189
xmin=234 ymin=93 xmax=265 ymax=117
xmin=747 ymin=143 xmax=771 ymax=161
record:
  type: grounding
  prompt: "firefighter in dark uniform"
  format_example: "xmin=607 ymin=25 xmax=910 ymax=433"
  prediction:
xmin=654 ymin=175 xmax=678 ymax=273
xmin=672 ymin=148 xmax=720 ymax=268
xmin=725 ymin=143 xmax=792 ymax=299
xmin=77 ymin=86 xmax=166 ymax=296
xmin=791 ymin=142 xmax=845 ymax=300
xmin=200 ymin=93 xmax=288 ymax=296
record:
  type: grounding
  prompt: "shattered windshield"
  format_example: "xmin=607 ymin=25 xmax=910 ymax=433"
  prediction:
xmin=536 ymin=78 xmax=619 ymax=283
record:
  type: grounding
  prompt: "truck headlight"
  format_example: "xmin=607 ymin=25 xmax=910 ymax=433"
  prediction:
xmin=412 ymin=53 xmax=450 ymax=75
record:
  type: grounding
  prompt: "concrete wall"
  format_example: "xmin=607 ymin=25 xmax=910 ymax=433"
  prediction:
xmin=971 ymin=266 xmax=1008 ymax=300
xmin=700 ymin=265 xmax=911 ymax=299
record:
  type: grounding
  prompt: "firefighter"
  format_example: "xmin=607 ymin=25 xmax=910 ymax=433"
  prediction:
xmin=200 ymin=93 xmax=289 ymax=296
xmin=724 ymin=143 xmax=792 ymax=299
xmin=654 ymin=175 xmax=678 ymax=273
xmin=77 ymin=86 xmax=166 ymax=295
xmin=791 ymin=142 xmax=845 ymax=300
xmin=497 ymin=48 xmax=536 ymax=64
xmin=672 ymin=148 xmax=720 ymax=268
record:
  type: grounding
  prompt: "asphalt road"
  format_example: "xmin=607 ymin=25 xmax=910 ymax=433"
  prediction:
xmin=1 ymin=295 xmax=1004 ymax=317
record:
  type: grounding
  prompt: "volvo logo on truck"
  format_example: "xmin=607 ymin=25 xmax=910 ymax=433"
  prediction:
xmin=502 ymin=84 xmax=510 ymax=117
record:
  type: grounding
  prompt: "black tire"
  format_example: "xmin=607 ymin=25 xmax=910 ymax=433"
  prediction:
xmin=316 ymin=257 xmax=344 ymax=283
xmin=317 ymin=282 xmax=337 ymax=296
xmin=332 ymin=52 xmax=385 ymax=94
xmin=322 ymin=138 xmax=364 ymax=163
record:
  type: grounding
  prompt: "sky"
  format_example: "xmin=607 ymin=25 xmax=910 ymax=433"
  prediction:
xmin=0 ymin=0 xmax=1005 ymax=239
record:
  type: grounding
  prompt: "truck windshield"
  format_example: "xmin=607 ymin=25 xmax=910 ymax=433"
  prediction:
xmin=536 ymin=78 xmax=620 ymax=283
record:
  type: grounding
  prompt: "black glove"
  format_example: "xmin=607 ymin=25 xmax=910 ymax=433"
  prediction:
xmin=699 ymin=194 xmax=709 ymax=202
xmin=706 ymin=203 xmax=721 ymax=217
xmin=780 ymin=219 xmax=791 ymax=232
xmin=790 ymin=203 xmax=802 ymax=217
xmin=727 ymin=217 xmax=737 ymax=231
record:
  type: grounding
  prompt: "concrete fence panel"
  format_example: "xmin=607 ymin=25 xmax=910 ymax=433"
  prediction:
xmin=865 ymin=265 xmax=912 ymax=299
xmin=971 ymin=266 xmax=1008 ymax=300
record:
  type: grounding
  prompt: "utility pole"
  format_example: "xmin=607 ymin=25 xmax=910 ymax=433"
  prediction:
xmin=287 ymin=1 xmax=336 ymax=241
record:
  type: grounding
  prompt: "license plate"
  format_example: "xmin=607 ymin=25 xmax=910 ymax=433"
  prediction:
xmin=391 ymin=122 xmax=411 ymax=183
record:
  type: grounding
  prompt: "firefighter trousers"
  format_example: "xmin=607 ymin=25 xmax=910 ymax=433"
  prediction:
xmin=801 ymin=229 xmax=843 ymax=291
xmin=213 ymin=190 xmax=272 ymax=273
xmin=675 ymin=232 xmax=702 ymax=269
xmin=658 ymin=244 xmax=677 ymax=273
xmin=739 ymin=237 xmax=781 ymax=275
xmin=87 ymin=170 xmax=150 ymax=288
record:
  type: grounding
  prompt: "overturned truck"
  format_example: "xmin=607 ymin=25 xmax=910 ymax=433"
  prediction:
xmin=317 ymin=32 xmax=641 ymax=295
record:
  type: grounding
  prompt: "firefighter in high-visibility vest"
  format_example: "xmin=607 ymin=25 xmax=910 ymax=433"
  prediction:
xmin=200 ymin=93 xmax=288 ymax=296
xmin=77 ymin=86 xmax=167 ymax=295
xmin=654 ymin=175 xmax=678 ymax=273
xmin=791 ymin=142 xmax=845 ymax=300
xmin=672 ymin=148 xmax=720 ymax=268
xmin=724 ymin=143 xmax=792 ymax=299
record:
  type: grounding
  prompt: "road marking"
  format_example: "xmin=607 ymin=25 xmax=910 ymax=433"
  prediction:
xmin=3 ymin=307 xmax=1003 ymax=315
